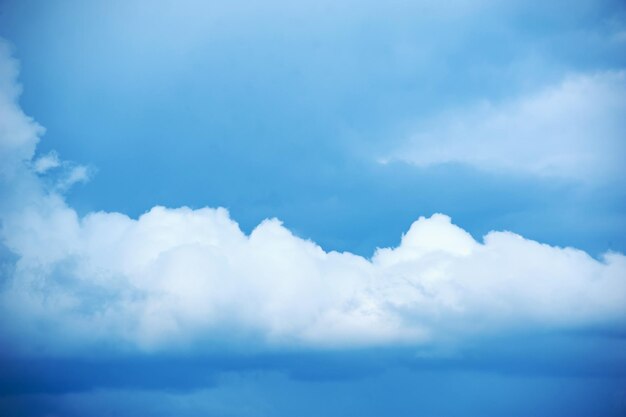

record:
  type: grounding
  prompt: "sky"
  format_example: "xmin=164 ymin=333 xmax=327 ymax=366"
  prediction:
xmin=0 ymin=0 xmax=625 ymax=416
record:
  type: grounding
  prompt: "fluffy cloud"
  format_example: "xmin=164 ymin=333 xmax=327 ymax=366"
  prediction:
xmin=3 ymin=201 xmax=625 ymax=354
xmin=0 ymin=40 xmax=625 ymax=355
xmin=384 ymin=71 xmax=626 ymax=181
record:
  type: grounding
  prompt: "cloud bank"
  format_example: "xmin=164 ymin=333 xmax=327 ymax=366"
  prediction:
xmin=385 ymin=72 xmax=626 ymax=181
xmin=1 ymin=40 xmax=625 ymax=356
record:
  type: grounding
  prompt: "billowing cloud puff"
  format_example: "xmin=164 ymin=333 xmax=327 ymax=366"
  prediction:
xmin=385 ymin=71 xmax=626 ymax=181
xmin=2 ymin=200 xmax=625 ymax=354
xmin=0 ymin=40 xmax=625 ymax=356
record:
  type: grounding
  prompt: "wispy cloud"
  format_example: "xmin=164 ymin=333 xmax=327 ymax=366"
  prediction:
xmin=32 ymin=151 xmax=60 ymax=174
xmin=384 ymin=72 xmax=626 ymax=182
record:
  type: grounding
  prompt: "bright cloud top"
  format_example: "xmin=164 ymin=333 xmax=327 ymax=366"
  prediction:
xmin=1 ymin=41 xmax=625 ymax=355
xmin=386 ymin=72 xmax=626 ymax=181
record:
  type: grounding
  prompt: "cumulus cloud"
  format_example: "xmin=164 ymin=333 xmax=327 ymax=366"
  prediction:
xmin=0 ymin=40 xmax=625 ymax=356
xmin=3 ymin=203 xmax=625 ymax=354
xmin=384 ymin=71 xmax=626 ymax=182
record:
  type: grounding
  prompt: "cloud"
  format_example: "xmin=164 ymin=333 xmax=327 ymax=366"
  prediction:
xmin=2 ymin=344 xmax=625 ymax=416
xmin=32 ymin=151 xmax=92 ymax=191
xmin=54 ymin=164 xmax=92 ymax=192
xmin=384 ymin=71 xmax=626 ymax=182
xmin=33 ymin=151 xmax=61 ymax=174
xmin=0 ymin=41 xmax=44 ymax=180
xmin=0 ymin=40 xmax=625 ymax=356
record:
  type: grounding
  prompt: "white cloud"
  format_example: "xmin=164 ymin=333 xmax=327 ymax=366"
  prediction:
xmin=55 ymin=163 xmax=92 ymax=191
xmin=33 ymin=151 xmax=61 ymax=174
xmin=32 ymin=151 xmax=92 ymax=191
xmin=0 ymin=40 xmax=625 ymax=355
xmin=0 ymin=40 xmax=44 ymax=181
xmin=385 ymin=71 xmax=626 ymax=182
xmin=1 ymin=202 xmax=625 ymax=354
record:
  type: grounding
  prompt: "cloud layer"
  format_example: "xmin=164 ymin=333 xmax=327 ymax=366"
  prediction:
xmin=386 ymin=71 xmax=626 ymax=181
xmin=1 ymin=40 xmax=625 ymax=356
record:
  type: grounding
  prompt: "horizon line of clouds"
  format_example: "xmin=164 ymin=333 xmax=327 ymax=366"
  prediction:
xmin=0 ymin=38 xmax=625 ymax=356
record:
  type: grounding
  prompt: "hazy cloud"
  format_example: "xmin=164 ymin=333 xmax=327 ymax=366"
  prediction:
xmin=33 ymin=151 xmax=60 ymax=174
xmin=385 ymin=72 xmax=626 ymax=182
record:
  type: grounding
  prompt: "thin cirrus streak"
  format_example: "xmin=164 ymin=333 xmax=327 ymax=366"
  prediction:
xmin=0 ymin=39 xmax=625 ymax=356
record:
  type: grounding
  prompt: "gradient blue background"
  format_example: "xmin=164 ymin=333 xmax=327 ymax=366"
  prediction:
xmin=0 ymin=0 xmax=625 ymax=415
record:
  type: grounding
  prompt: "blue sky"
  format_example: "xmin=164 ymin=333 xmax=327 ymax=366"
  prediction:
xmin=0 ymin=0 xmax=625 ymax=416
